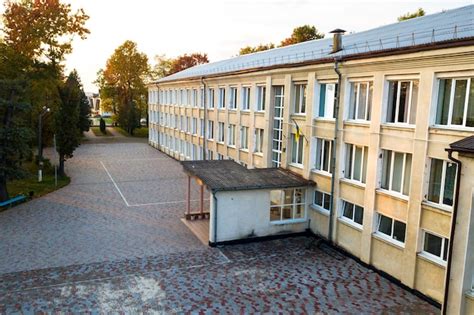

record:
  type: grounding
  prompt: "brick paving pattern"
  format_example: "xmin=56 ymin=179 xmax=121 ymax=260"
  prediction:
xmin=0 ymin=140 xmax=439 ymax=314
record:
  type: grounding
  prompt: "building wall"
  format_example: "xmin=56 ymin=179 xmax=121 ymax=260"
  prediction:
xmin=148 ymin=45 xmax=474 ymax=304
xmin=209 ymin=190 xmax=307 ymax=243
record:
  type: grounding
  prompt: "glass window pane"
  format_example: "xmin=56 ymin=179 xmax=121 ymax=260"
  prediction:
xmin=398 ymin=82 xmax=409 ymax=123
xmin=428 ymin=159 xmax=443 ymax=204
xmin=392 ymin=152 xmax=404 ymax=193
xmin=294 ymin=204 xmax=304 ymax=219
xmin=295 ymin=189 xmax=304 ymax=204
xmin=315 ymin=139 xmax=322 ymax=170
xmin=387 ymin=82 xmax=398 ymax=123
xmin=282 ymin=206 xmax=292 ymax=220
xmin=319 ymin=84 xmax=326 ymax=117
xmin=353 ymin=146 xmax=362 ymax=181
xmin=284 ymin=190 xmax=293 ymax=204
xmin=443 ymin=162 xmax=457 ymax=206
xmin=322 ymin=140 xmax=330 ymax=172
xmin=409 ymin=81 xmax=418 ymax=125
xmin=270 ymin=207 xmax=281 ymax=221
xmin=314 ymin=191 xmax=322 ymax=206
xmin=403 ymin=154 xmax=412 ymax=196
xmin=467 ymin=80 xmax=474 ymax=127
xmin=367 ymin=83 xmax=373 ymax=121
xmin=378 ymin=215 xmax=392 ymax=236
xmin=443 ymin=239 xmax=450 ymax=261
xmin=323 ymin=193 xmax=331 ymax=210
xmin=345 ymin=144 xmax=353 ymax=179
xmin=424 ymin=233 xmax=442 ymax=257
xmin=270 ymin=190 xmax=281 ymax=205
xmin=393 ymin=221 xmax=406 ymax=243
xmin=357 ymin=83 xmax=367 ymax=120
xmin=354 ymin=206 xmax=364 ymax=225
xmin=381 ymin=150 xmax=392 ymax=190
xmin=362 ymin=147 xmax=368 ymax=184
xmin=349 ymin=83 xmax=357 ymax=119
xmin=343 ymin=202 xmax=353 ymax=219
xmin=451 ymin=80 xmax=467 ymax=125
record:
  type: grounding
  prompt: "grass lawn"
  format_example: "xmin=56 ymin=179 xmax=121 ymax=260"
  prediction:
xmin=6 ymin=162 xmax=70 ymax=201
xmin=91 ymin=126 xmax=112 ymax=136
xmin=103 ymin=117 xmax=114 ymax=126
xmin=114 ymin=127 xmax=148 ymax=138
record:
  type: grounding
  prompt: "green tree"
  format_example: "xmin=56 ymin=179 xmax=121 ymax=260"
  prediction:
xmin=77 ymin=82 xmax=91 ymax=132
xmin=239 ymin=43 xmax=275 ymax=55
xmin=97 ymin=40 xmax=149 ymax=135
xmin=0 ymin=44 xmax=33 ymax=201
xmin=280 ymin=25 xmax=324 ymax=47
xmin=398 ymin=8 xmax=425 ymax=21
xmin=55 ymin=71 xmax=82 ymax=176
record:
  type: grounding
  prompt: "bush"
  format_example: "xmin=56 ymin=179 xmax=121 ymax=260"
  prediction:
xmin=99 ymin=118 xmax=106 ymax=134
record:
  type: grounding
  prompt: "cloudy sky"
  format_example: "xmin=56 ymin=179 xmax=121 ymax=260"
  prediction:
xmin=39 ymin=1 xmax=473 ymax=92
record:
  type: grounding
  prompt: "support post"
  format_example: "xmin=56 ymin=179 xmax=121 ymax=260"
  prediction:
xmin=186 ymin=175 xmax=191 ymax=216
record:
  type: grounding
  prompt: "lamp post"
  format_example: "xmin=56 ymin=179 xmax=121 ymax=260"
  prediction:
xmin=38 ymin=106 xmax=51 ymax=182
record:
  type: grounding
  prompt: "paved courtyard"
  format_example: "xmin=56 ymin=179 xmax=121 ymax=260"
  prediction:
xmin=0 ymin=139 xmax=439 ymax=313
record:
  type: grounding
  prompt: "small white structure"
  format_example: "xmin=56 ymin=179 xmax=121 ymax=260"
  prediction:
xmin=182 ymin=160 xmax=314 ymax=245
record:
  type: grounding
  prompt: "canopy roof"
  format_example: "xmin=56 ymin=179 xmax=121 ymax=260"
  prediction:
xmin=450 ymin=135 xmax=474 ymax=154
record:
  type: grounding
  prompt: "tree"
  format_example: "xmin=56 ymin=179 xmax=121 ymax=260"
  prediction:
xmin=77 ymin=84 xmax=91 ymax=133
xmin=55 ymin=71 xmax=82 ymax=176
xmin=3 ymin=0 xmax=89 ymax=62
xmin=151 ymin=54 xmax=173 ymax=79
xmin=168 ymin=53 xmax=209 ymax=75
xmin=0 ymin=44 xmax=33 ymax=201
xmin=280 ymin=25 xmax=324 ymax=47
xmin=239 ymin=43 xmax=275 ymax=55
xmin=98 ymin=40 xmax=149 ymax=135
xmin=398 ymin=8 xmax=425 ymax=21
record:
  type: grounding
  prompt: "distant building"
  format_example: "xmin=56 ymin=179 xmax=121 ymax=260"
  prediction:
xmin=148 ymin=5 xmax=474 ymax=314
xmin=85 ymin=92 xmax=100 ymax=115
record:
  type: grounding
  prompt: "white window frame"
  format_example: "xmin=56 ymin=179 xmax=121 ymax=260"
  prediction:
xmin=434 ymin=77 xmax=473 ymax=129
xmin=339 ymin=200 xmax=364 ymax=228
xmin=218 ymin=88 xmax=226 ymax=109
xmin=348 ymin=81 xmax=372 ymax=121
xmin=208 ymin=88 xmax=215 ymax=109
xmin=293 ymin=83 xmax=307 ymax=114
xmin=420 ymin=230 xmax=449 ymax=265
xmin=218 ymin=122 xmax=225 ymax=143
xmin=241 ymin=86 xmax=251 ymax=111
xmin=192 ymin=118 xmax=198 ymax=135
xmin=425 ymin=158 xmax=457 ymax=209
xmin=380 ymin=150 xmax=412 ymax=197
xmin=270 ymin=188 xmax=307 ymax=224
xmin=375 ymin=213 xmax=406 ymax=246
xmin=385 ymin=80 xmax=418 ymax=125
xmin=290 ymin=133 xmax=304 ymax=167
xmin=312 ymin=190 xmax=331 ymax=215
xmin=344 ymin=143 xmax=368 ymax=184
xmin=313 ymin=138 xmax=333 ymax=174
xmin=207 ymin=120 xmax=214 ymax=140
xmin=256 ymin=85 xmax=266 ymax=112
xmin=228 ymin=124 xmax=236 ymax=146
xmin=317 ymin=83 xmax=337 ymax=119
xmin=229 ymin=87 xmax=238 ymax=110
xmin=240 ymin=126 xmax=249 ymax=150
xmin=254 ymin=128 xmax=264 ymax=153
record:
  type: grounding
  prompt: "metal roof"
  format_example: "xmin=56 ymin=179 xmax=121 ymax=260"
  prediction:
xmin=156 ymin=5 xmax=474 ymax=84
xmin=450 ymin=136 xmax=474 ymax=154
xmin=181 ymin=160 xmax=314 ymax=192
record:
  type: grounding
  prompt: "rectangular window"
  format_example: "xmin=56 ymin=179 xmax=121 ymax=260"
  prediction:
xmin=186 ymin=117 xmax=190 ymax=133
xmin=218 ymin=122 xmax=225 ymax=143
xmin=313 ymin=190 xmax=331 ymax=213
xmin=427 ymin=158 xmax=457 ymax=207
xmin=241 ymin=87 xmax=250 ymax=111
xmin=208 ymin=88 xmax=215 ymax=109
xmin=229 ymin=87 xmax=237 ymax=110
xmin=255 ymin=128 xmax=264 ymax=153
xmin=344 ymin=144 xmax=368 ymax=184
xmin=314 ymin=138 xmax=333 ymax=174
xmin=207 ymin=121 xmax=214 ymax=140
xmin=192 ymin=118 xmax=197 ymax=135
xmin=348 ymin=82 xmax=373 ymax=121
xmin=207 ymin=150 xmax=214 ymax=160
xmin=217 ymin=153 xmax=224 ymax=160
xmin=436 ymin=78 xmax=474 ymax=128
xmin=200 ymin=118 xmax=204 ymax=137
xmin=341 ymin=200 xmax=364 ymax=226
xmin=192 ymin=89 xmax=198 ymax=107
xmin=386 ymin=80 xmax=418 ymax=125
xmin=256 ymin=86 xmax=266 ymax=111
xmin=200 ymin=88 xmax=204 ymax=108
xmin=376 ymin=213 xmax=406 ymax=244
xmin=294 ymin=84 xmax=307 ymax=114
xmin=228 ymin=124 xmax=236 ymax=146
xmin=318 ymin=83 xmax=337 ymax=118
xmin=381 ymin=150 xmax=412 ymax=196
xmin=218 ymin=88 xmax=226 ymax=109
xmin=270 ymin=188 xmax=306 ymax=222
xmin=290 ymin=133 xmax=304 ymax=166
xmin=240 ymin=126 xmax=249 ymax=150
xmin=422 ymin=231 xmax=449 ymax=262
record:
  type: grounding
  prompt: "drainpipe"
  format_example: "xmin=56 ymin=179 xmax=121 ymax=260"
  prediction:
xmin=212 ymin=191 xmax=218 ymax=245
xmin=328 ymin=59 xmax=342 ymax=243
xmin=201 ymin=77 xmax=207 ymax=160
xmin=442 ymin=149 xmax=462 ymax=315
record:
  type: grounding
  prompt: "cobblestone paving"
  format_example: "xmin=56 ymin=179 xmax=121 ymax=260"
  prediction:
xmin=0 ymin=141 xmax=439 ymax=313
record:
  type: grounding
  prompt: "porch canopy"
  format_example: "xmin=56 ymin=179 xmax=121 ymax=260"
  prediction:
xmin=181 ymin=160 xmax=315 ymax=193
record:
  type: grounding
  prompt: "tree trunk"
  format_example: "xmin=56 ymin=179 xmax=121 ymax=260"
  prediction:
xmin=0 ymin=174 xmax=9 ymax=202
xmin=58 ymin=153 xmax=65 ymax=177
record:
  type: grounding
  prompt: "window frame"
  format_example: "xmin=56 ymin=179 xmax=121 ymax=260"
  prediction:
xmin=312 ymin=190 xmax=331 ymax=214
xmin=434 ymin=77 xmax=473 ymax=129
xmin=256 ymin=85 xmax=266 ymax=112
xmin=218 ymin=122 xmax=225 ymax=143
xmin=208 ymin=88 xmax=215 ymax=109
xmin=293 ymin=83 xmax=307 ymax=114
xmin=270 ymin=188 xmax=307 ymax=224
xmin=313 ymin=137 xmax=333 ymax=175
xmin=385 ymin=79 xmax=419 ymax=125
xmin=317 ymin=83 xmax=337 ymax=119
xmin=340 ymin=200 xmax=364 ymax=228
xmin=420 ymin=230 xmax=449 ymax=265
xmin=229 ymin=87 xmax=238 ymax=110
xmin=228 ymin=124 xmax=236 ymax=146
xmin=380 ymin=150 xmax=412 ymax=197
xmin=344 ymin=143 xmax=368 ymax=185
xmin=348 ymin=81 xmax=373 ymax=121
xmin=425 ymin=158 xmax=457 ymax=209
xmin=254 ymin=128 xmax=264 ymax=154
xmin=240 ymin=126 xmax=249 ymax=150
xmin=241 ymin=86 xmax=251 ymax=111
xmin=375 ymin=213 xmax=406 ymax=246
xmin=207 ymin=120 xmax=214 ymax=140
xmin=290 ymin=133 xmax=304 ymax=167
xmin=218 ymin=87 xmax=226 ymax=109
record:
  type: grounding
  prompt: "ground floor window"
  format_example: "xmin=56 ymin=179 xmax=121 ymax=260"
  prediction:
xmin=341 ymin=200 xmax=364 ymax=226
xmin=422 ymin=230 xmax=449 ymax=263
xmin=313 ymin=190 xmax=331 ymax=213
xmin=376 ymin=213 xmax=406 ymax=245
xmin=270 ymin=188 xmax=306 ymax=222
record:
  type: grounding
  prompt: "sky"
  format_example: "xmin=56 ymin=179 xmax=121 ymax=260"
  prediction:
xmin=24 ymin=0 xmax=474 ymax=92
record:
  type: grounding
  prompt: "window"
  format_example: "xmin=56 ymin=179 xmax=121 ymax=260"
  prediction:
xmin=422 ymin=231 xmax=449 ymax=262
xmin=256 ymin=86 xmax=266 ymax=111
xmin=241 ymin=87 xmax=250 ymax=111
xmin=376 ymin=213 xmax=406 ymax=244
xmin=255 ymin=128 xmax=264 ymax=153
xmin=290 ymin=133 xmax=304 ymax=166
xmin=240 ymin=126 xmax=249 ymax=150
xmin=208 ymin=88 xmax=215 ymax=109
xmin=192 ymin=118 xmax=197 ymax=135
xmin=186 ymin=89 xmax=191 ymax=106
xmin=348 ymin=82 xmax=373 ymax=121
xmin=207 ymin=121 xmax=214 ymax=140
xmin=344 ymin=144 xmax=368 ymax=184
xmin=180 ymin=89 xmax=185 ymax=106
xmin=313 ymin=190 xmax=331 ymax=213
xmin=218 ymin=88 xmax=226 ymax=109
xmin=386 ymin=80 xmax=418 ymax=125
xmin=200 ymin=88 xmax=204 ymax=108
xmin=192 ymin=89 xmax=198 ymax=107
xmin=186 ymin=117 xmax=190 ymax=133
xmin=318 ymin=83 xmax=337 ymax=118
xmin=228 ymin=124 xmax=236 ymax=146
xmin=218 ymin=122 xmax=225 ymax=143
xmin=200 ymin=118 xmax=205 ymax=137
xmin=313 ymin=138 xmax=333 ymax=174
xmin=270 ymin=188 xmax=306 ymax=222
xmin=436 ymin=77 xmax=474 ymax=128
xmin=381 ymin=150 xmax=412 ymax=196
xmin=207 ymin=150 xmax=214 ymax=160
xmin=229 ymin=87 xmax=237 ymax=110
xmin=293 ymin=83 xmax=307 ymax=114
xmin=427 ymin=158 xmax=457 ymax=207
xmin=180 ymin=116 xmax=184 ymax=131
xmin=341 ymin=201 xmax=364 ymax=226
